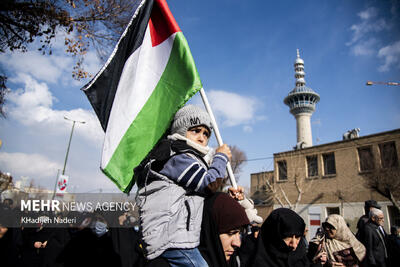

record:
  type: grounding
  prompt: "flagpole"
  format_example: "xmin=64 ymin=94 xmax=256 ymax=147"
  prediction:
xmin=52 ymin=169 xmax=60 ymax=200
xmin=199 ymin=88 xmax=238 ymax=189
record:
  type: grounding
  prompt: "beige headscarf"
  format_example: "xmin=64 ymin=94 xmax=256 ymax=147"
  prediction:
xmin=311 ymin=214 xmax=366 ymax=262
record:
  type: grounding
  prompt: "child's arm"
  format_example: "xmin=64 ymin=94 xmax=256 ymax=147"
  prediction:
xmin=159 ymin=152 xmax=229 ymax=194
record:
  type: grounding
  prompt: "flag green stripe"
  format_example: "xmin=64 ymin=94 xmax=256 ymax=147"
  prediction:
xmin=103 ymin=32 xmax=202 ymax=192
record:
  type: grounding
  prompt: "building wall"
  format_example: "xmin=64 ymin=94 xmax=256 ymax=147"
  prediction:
xmin=250 ymin=171 xmax=273 ymax=196
xmin=250 ymin=129 xmax=400 ymax=234
xmin=273 ymin=129 xmax=400 ymax=205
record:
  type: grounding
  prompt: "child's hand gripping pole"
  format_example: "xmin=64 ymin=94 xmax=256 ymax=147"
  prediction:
xmin=199 ymin=88 xmax=238 ymax=189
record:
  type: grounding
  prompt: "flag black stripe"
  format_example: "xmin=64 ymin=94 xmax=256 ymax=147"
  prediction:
xmin=82 ymin=0 xmax=154 ymax=131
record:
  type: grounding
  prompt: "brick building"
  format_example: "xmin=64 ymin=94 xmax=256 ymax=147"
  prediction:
xmin=250 ymin=128 xmax=400 ymax=239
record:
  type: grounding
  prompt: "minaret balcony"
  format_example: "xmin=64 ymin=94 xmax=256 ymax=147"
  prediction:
xmin=289 ymin=105 xmax=316 ymax=115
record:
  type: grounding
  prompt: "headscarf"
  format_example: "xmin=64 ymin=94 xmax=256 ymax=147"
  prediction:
xmin=312 ymin=214 xmax=366 ymax=262
xmin=199 ymin=192 xmax=250 ymax=267
xmin=252 ymin=208 xmax=309 ymax=267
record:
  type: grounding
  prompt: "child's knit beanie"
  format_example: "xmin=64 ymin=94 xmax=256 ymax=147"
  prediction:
xmin=171 ymin=104 xmax=213 ymax=136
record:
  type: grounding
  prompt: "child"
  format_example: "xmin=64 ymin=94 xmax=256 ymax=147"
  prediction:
xmin=135 ymin=104 xmax=231 ymax=266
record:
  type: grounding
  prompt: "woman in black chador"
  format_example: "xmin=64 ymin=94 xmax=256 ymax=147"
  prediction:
xmin=199 ymin=192 xmax=250 ymax=267
xmin=251 ymin=208 xmax=312 ymax=267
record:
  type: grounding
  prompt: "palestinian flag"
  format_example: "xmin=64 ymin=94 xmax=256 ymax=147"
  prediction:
xmin=82 ymin=0 xmax=202 ymax=193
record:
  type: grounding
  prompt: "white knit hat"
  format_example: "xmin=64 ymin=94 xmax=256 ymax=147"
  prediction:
xmin=171 ymin=105 xmax=213 ymax=136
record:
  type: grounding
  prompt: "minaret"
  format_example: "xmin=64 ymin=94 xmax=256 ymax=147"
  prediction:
xmin=284 ymin=49 xmax=320 ymax=148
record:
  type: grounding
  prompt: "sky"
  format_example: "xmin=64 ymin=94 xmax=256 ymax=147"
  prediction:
xmin=0 ymin=0 xmax=399 ymax=194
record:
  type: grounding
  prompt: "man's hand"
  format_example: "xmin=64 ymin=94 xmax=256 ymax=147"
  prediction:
xmin=313 ymin=251 xmax=327 ymax=264
xmin=228 ymin=186 xmax=245 ymax=201
xmin=330 ymin=262 xmax=344 ymax=266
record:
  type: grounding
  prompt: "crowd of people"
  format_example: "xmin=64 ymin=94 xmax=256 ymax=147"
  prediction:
xmin=1 ymin=105 xmax=400 ymax=267
xmin=2 ymin=197 xmax=399 ymax=267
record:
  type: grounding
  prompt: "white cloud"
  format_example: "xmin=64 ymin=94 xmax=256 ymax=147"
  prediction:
xmin=346 ymin=6 xmax=389 ymax=56
xmin=206 ymin=90 xmax=264 ymax=128
xmin=0 ymin=152 xmax=62 ymax=178
xmin=350 ymin=38 xmax=377 ymax=56
xmin=377 ymin=40 xmax=400 ymax=72
xmin=243 ymin=125 xmax=253 ymax=133
xmin=0 ymin=51 xmax=73 ymax=84
xmin=346 ymin=6 xmax=400 ymax=71
xmin=347 ymin=18 xmax=388 ymax=46
xmin=358 ymin=7 xmax=378 ymax=20
xmin=83 ymin=50 xmax=103 ymax=76
xmin=0 ymin=29 xmax=101 ymax=86
xmin=7 ymin=74 xmax=104 ymax=144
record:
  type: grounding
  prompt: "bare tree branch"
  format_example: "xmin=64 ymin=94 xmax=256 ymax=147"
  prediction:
xmin=0 ymin=0 xmax=141 ymax=115
xmin=361 ymin=144 xmax=400 ymax=213
xmin=264 ymin=177 xmax=285 ymax=207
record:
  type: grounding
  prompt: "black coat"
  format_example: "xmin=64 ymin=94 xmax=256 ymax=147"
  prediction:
xmin=21 ymin=226 xmax=54 ymax=267
xmin=386 ymin=233 xmax=400 ymax=267
xmin=361 ymin=221 xmax=388 ymax=267
xmin=355 ymin=214 xmax=369 ymax=241
xmin=0 ymin=227 xmax=23 ymax=267
xmin=42 ymin=228 xmax=70 ymax=267
xmin=238 ymin=231 xmax=259 ymax=266
xmin=252 ymin=234 xmax=311 ymax=267
xmin=58 ymin=228 xmax=121 ymax=267
xmin=109 ymin=227 xmax=145 ymax=267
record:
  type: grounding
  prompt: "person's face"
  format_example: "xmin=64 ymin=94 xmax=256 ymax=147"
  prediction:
xmin=323 ymin=223 xmax=337 ymax=239
xmin=0 ymin=226 xmax=8 ymax=239
xmin=373 ymin=214 xmax=384 ymax=226
xmin=283 ymin=235 xmax=301 ymax=251
xmin=186 ymin=126 xmax=210 ymax=146
xmin=219 ymin=229 xmax=242 ymax=262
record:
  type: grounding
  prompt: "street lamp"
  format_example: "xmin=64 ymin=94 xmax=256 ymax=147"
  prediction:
xmin=366 ymin=81 xmax=400 ymax=86
xmin=62 ymin=116 xmax=85 ymax=175
xmin=53 ymin=116 xmax=85 ymax=199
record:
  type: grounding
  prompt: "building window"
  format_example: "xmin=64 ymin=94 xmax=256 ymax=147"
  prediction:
xmin=326 ymin=207 xmax=340 ymax=216
xmin=388 ymin=206 xmax=400 ymax=226
xmin=307 ymin=155 xmax=318 ymax=177
xmin=323 ymin=152 xmax=336 ymax=175
xmin=379 ymin=141 xmax=399 ymax=168
xmin=277 ymin=160 xmax=287 ymax=181
xmin=358 ymin=146 xmax=374 ymax=172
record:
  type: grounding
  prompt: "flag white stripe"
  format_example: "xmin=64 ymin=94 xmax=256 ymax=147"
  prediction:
xmin=102 ymin=27 xmax=177 ymax=167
